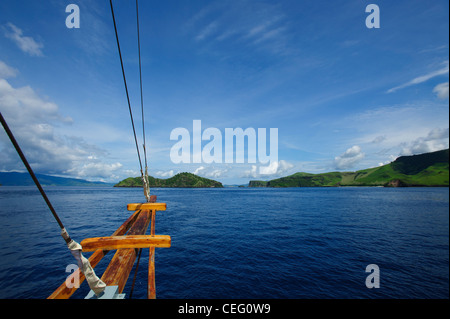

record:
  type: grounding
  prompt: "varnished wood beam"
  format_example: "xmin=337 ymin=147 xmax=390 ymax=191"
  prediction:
xmin=100 ymin=210 xmax=151 ymax=293
xmin=81 ymin=235 xmax=171 ymax=252
xmin=127 ymin=202 xmax=166 ymax=211
xmin=148 ymin=209 xmax=157 ymax=299
xmin=148 ymin=247 xmax=156 ymax=299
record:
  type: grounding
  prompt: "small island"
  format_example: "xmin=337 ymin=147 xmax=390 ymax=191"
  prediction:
xmin=114 ymin=172 xmax=224 ymax=188
xmin=249 ymin=149 xmax=449 ymax=188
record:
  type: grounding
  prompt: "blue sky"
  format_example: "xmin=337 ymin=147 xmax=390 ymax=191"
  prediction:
xmin=0 ymin=0 xmax=448 ymax=184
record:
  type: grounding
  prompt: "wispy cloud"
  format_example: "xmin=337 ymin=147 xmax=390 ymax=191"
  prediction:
xmin=195 ymin=21 xmax=219 ymax=42
xmin=245 ymin=15 xmax=284 ymax=41
xmin=72 ymin=3 xmax=110 ymax=56
xmin=387 ymin=61 xmax=449 ymax=93
xmin=2 ymin=22 xmax=44 ymax=56
xmin=0 ymin=61 xmax=18 ymax=78
xmin=371 ymin=135 xmax=387 ymax=144
xmin=188 ymin=1 xmax=291 ymax=55
xmin=419 ymin=45 xmax=448 ymax=54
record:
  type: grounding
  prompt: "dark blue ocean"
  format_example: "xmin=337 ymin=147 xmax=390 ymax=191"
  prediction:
xmin=0 ymin=186 xmax=448 ymax=299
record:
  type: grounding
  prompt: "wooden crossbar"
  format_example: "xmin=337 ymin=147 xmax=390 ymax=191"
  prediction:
xmin=81 ymin=235 xmax=171 ymax=252
xmin=100 ymin=209 xmax=152 ymax=293
xmin=127 ymin=203 xmax=166 ymax=211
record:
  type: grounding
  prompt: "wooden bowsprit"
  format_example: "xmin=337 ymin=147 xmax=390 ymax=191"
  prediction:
xmin=48 ymin=200 xmax=169 ymax=299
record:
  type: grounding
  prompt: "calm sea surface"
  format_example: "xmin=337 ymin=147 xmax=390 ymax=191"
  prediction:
xmin=0 ymin=186 xmax=448 ymax=299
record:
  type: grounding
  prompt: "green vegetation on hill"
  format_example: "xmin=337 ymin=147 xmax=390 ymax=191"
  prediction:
xmin=249 ymin=149 xmax=449 ymax=188
xmin=248 ymin=180 xmax=268 ymax=187
xmin=268 ymin=172 xmax=343 ymax=187
xmin=114 ymin=172 xmax=224 ymax=188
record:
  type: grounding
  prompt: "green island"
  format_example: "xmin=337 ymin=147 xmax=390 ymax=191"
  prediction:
xmin=115 ymin=172 xmax=224 ymax=188
xmin=249 ymin=149 xmax=449 ymax=187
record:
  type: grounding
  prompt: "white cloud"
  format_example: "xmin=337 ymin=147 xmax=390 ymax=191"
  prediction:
xmin=387 ymin=61 xmax=449 ymax=93
xmin=244 ymin=160 xmax=294 ymax=178
xmin=0 ymin=61 xmax=18 ymax=78
xmin=334 ymin=146 xmax=365 ymax=170
xmin=154 ymin=170 xmax=175 ymax=178
xmin=0 ymin=63 xmax=121 ymax=181
xmin=245 ymin=165 xmax=258 ymax=178
xmin=433 ymin=82 xmax=449 ymax=99
xmin=3 ymin=22 xmax=44 ymax=56
xmin=378 ymin=155 xmax=398 ymax=167
xmin=400 ymin=127 xmax=449 ymax=156
xmin=346 ymin=101 xmax=448 ymax=150
xmin=0 ymin=77 xmax=72 ymax=125
xmin=259 ymin=161 xmax=278 ymax=175
xmin=259 ymin=160 xmax=293 ymax=175
xmin=206 ymin=168 xmax=227 ymax=178
xmin=193 ymin=166 xmax=205 ymax=175
xmin=337 ymin=100 xmax=449 ymax=171
xmin=67 ymin=162 xmax=123 ymax=180
xmin=192 ymin=165 xmax=228 ymax=178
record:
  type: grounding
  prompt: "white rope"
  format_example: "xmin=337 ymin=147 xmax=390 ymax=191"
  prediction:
xmin=62 ymin=228 xmax=106 ymax=296
xmin=142 ymin=167 xmax=150 ymax=202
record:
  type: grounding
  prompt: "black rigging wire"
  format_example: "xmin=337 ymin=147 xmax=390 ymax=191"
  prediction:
xmin=109 ymin=0 xmax=143 ymax=173
xmin=0 ymin=112 xmax=70 ymax=243
xmin=130 ymin=2 xmax=147 ymax=297
xmin=129 ymin=247 xmax=143 ymax=299
xmin=135 ymin=0 xmax=148 ymax=169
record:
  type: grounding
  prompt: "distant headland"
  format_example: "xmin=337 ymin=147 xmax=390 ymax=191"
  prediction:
xmin=249 ymin=149 xmax=449 ymax=188
xmin=0 ymin=171 xmax=112 ymax=187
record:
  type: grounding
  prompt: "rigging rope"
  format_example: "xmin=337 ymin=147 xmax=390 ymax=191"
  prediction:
xmin=0 ymin=111 xmax=106 ymax=296
xmin=136 ymin=0 xmax=147 ymax=170
xmin=110 ymin=0 xmax=150 ymax=202
xmin=0 ymin=112 xmax=67 ymax=237
xmin=135 ymin=0 xmax=151 ymax=202
xmin=109 ymin=0 xmax=143 ymax=174
xmin=128 ymin=247 xmax=143 ymax=299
